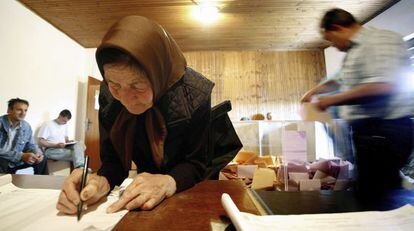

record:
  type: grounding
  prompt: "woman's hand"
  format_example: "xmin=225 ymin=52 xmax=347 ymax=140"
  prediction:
xmin=107 ymin=173 xmax=176 ymax=213
xmin=56 ymin=168 xmax=110 ymax=214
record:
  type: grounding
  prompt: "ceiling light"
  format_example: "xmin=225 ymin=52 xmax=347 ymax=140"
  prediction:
xmin=191 ymin=1 xmax=220 ymax=25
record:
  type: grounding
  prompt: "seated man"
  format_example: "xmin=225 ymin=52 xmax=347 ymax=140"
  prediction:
xmin=38 ymin=109 xmax=85 ymax=168
xmin=0 ymin=98 xmax=48 ymax=174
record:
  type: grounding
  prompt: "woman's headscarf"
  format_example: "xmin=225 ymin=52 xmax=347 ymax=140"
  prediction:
xmin=96 ymin=15 xmax=187 ymax=170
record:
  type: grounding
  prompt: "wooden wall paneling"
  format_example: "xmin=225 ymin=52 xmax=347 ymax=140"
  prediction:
xmin=184 ymin=50 xmax=325 ymax=120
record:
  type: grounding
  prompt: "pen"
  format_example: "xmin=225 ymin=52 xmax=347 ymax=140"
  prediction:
xmin=119 ymin=188 xmax=125 ymax=198
xmin=77 ymin=155 xmax=89 ymax=221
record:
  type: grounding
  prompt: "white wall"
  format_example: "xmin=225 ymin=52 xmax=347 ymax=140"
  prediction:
xmin=324 ymin=47 xmax=346 ymax=78
xmin=85 ymin=48 xmax=103 ymax=81
xmin=0 ymin=0 xmax=88 ymax=140
xmin=324 ymin=0 xmax=414 ymax=76
xmin=367 ymin=0 xmax=414 ymax=36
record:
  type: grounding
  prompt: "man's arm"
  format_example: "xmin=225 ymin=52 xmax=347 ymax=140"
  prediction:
xmin=0 ymin=149 xmax=24 ymax=163
xmin=1 ymin=126 xmax=41 ymax=164
xmin=23 ymin=131 xmax=45 ymax=164
xmin=21 ymin=126 xmax=41 ymax=154
xmin=315 ymin=82 xmax=394 ymax=110
xmin=38 ymin=138 xmax=63 ymax=148
xmin=300 ymin=79 xmax=340 ymax=103
xmin=37 ymin=123 xmax=64 ymax=148
xmin=0 ymin=149 xmax=40 ymax=165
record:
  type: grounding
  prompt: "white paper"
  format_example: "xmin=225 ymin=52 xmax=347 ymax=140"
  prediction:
xmin=65 ymin=141 xmax=78 ymax=146
xmin=221 ymin=193 xmax=414 ymax=231
xmin=0 ymin=175 xmax=129 ymax=231
xmin=0 ymin=173 xmax=12 ymax=187
xmin=288 ymin=172 xmax=309 ymax=184
xmin=313 ymin=170 xmax=328 ymax=179
xmin=221 ymin=193 xmax=244 ymax=231
xmin=299 ymin=179 xmax=321 ymax=191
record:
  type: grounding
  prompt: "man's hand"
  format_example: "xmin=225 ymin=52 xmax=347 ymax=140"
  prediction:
xmin=300 ymin=80 xmax=339 ymax=104
xmin=56 ymin=143 xmax=66 ymax=148
xmin=34 ymin=153 xmax=44 ymax=163
xmin=300 ymin=89 xmax=316 ymax=103
xmin=56 ymin=168 xmax=110 ymax=214
xmin=314 ymin=95 xmax=337 ymax=111
xmin=107 ymin=173 xmax=177 ymax=213
xmin=21 ymin=153 xmax=38 ymax=165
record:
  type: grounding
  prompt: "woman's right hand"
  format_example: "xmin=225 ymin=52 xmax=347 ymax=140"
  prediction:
xmin=56 ymin=168 xmax=110 ymax=214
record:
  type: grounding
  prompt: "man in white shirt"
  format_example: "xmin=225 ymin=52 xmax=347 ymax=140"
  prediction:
xmin=301 ymin=8 xmax=414 ymax=195
xmin=38 ymin=110 xmax=85 ymax=168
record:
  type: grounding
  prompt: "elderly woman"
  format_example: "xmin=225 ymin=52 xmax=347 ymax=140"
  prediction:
xmin=57 ymin=15 xmax=215 ymax=214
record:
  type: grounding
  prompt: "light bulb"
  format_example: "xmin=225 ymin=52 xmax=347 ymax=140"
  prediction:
xmin=192 ymin=3 xmax=220 ymax=25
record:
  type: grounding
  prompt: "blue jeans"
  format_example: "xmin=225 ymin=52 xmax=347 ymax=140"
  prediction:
xmin=44 ymin=142 xmax=85 ymax=168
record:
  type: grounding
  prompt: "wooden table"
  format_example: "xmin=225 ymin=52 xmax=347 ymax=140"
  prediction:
xmin=114 ymin=180 xmax=259 ymax=230
xmin=11 ymin=175 xmax=259 ymax=230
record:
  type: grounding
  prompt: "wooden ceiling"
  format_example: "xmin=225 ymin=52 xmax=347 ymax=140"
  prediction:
xmin=19 ymin=0 xmax=397 ymax=51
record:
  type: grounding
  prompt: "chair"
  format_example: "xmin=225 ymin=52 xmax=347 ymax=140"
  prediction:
xmin=204 ymin=100 xmax=243 ymax=179
xmin=47 ymin=159 xmax=73 ymax=176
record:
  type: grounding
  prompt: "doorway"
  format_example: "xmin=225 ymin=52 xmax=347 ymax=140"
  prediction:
xmin=85 ymin=76 xmax=101 ymax=171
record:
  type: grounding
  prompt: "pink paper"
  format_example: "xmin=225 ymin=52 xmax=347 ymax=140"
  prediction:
xmin=237 ymin=165 xmax=258 ymax=178
xmin=282 ymin=131 xmax=307 ymax=162
xmin=309 ymin=159 xmax=330 ymax=173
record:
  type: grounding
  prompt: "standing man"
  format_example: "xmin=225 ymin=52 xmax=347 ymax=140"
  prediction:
xmin=38 ymin=109 xmax=85 ymax=168
xmin=0 ymin=98 xmax=48 ymax=174
xmin=301 ymin=8 xmax=414 ymax=194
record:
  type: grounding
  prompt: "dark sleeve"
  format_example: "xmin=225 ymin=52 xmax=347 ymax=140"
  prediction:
xmin=96 ymin=83 xmax=128 ymax=189
xmin=167 ymin=98 xmax=211 ymax=192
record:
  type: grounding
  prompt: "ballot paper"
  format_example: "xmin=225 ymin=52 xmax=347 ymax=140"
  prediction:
xmin=0 ymin=174 xmax=131 ymax=231
xmin=282 ymin=131 xmax=307 ymax=162
xmin=299 ymin=102 xmax=332 ymax=123
xmin=65 ymin=141 xmax=78 ymax=146
xmin=221 ymin=193 xmax=414 ymax=231
xmin=237 ymin=165 xmax=258 ymax=178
